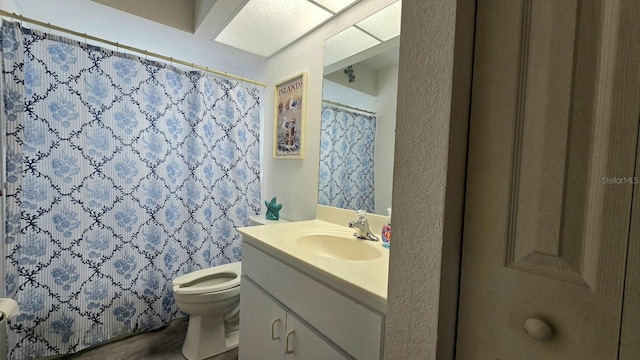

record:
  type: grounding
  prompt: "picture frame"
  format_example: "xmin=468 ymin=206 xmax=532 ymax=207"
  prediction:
xmin=273 ymin=72 xmax=307 ymax=159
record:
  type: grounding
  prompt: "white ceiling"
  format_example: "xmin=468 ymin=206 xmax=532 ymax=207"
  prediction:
xmin=92 ymin=0 xmax=361 ymax=58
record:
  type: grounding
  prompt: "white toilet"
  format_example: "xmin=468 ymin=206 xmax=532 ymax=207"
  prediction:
xmin=172 ymin=215 xmax=287 ymax=359
xmin=172 ymin=262 xmax=241 ymax=360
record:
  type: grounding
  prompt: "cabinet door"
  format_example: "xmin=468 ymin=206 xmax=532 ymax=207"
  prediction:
xmin=284 ymin=314 xmax=348 ymax=360
xmin=239 ymin=279 xmax=286 ymax=360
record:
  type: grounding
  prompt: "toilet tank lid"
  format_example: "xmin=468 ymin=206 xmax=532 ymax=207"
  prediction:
xmin=250 ymin=215 xmax=289 ymax=225
xmin=172 ymin=262 xmax=241 ymax=294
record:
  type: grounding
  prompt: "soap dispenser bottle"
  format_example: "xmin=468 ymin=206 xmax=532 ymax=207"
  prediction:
xmin=382 ymin=207 xmax=391 ymax=249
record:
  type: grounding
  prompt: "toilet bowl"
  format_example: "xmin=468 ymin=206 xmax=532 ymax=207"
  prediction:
xmin=171 ymin=216 xmax=286 ymax=359
xmin=172 ymin=262 xmax=241 ymax=360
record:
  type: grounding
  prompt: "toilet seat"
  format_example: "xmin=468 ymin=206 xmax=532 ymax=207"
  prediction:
xmin=173 ymin=262 xmax=241 ymax=295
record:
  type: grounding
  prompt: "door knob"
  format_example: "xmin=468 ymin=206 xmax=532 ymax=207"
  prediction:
xmin=524 ymin=318 xmax=553 ymax=341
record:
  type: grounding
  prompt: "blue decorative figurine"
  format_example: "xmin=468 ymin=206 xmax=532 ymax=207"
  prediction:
xmin=265 ymin=197 xmax=282 ymax=220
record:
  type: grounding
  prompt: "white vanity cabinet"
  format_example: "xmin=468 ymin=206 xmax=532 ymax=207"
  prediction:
xmin=238 ymin=279 xmax=286 ymax=360
xmin=240 ymin=279 xmax=348 ymax=359
xmin=239 ymin=241 xmax=385 ymax=360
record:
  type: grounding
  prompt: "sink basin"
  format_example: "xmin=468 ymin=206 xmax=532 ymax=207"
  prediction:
xmin=295 ymin=233 xmax=382 ymax=261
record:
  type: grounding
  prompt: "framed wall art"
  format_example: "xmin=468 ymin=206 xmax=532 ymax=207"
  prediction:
xmin=273 ymin=72 xmax=307 ymax=159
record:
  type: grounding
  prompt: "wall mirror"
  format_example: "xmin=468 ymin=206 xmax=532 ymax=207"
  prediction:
xmin=318 ymin=1 xmax=401 ymax=215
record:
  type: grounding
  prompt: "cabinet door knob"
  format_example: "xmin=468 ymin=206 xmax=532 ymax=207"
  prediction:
xmin=524 ymin=318 xmax=553 ymax=341
xmin=285 ymin=330 xmax=296 ymax=354
xmin=271 ymin=318 xmax=281 ymax=340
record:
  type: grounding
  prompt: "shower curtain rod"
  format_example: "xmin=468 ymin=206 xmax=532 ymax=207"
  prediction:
xmin=322 ymin=99 xmax=376 ymax=116
xmin=0 ymin=10 xmax=267 ymax=88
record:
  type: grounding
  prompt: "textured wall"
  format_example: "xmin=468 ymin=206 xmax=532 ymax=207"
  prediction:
xmin=384 ymin=0 xmax=471 ymax=358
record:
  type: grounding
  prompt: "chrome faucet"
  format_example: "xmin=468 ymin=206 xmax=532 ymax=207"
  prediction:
xmin=348 ymin=210 xmax=379 ymax=242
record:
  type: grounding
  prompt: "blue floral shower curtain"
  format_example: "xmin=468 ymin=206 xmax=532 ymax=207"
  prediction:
xmin=1 ymin=21 xmax=261 ymax=359
xmin=318 ymin=103 xmax=376 ymax=213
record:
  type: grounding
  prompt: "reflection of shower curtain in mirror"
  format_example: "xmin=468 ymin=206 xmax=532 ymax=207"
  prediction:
xmin=318 ymin=104 xmax=376 ymax=213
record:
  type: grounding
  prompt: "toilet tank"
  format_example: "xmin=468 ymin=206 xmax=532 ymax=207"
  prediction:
xmin=249 ymin=215 xmax=289 ymax=226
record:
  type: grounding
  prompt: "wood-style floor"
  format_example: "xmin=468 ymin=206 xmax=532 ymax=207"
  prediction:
xmin=58 ymin=318 xmax=238 ymax=360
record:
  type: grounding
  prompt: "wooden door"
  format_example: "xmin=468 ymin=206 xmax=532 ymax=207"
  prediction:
xmin=620 ymin=123 xmax=640 ymax=359
xmin=456 ymin=0 xmax=640 ymax=359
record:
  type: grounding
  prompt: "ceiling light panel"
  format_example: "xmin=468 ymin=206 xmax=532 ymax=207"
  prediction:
xmin=355 ymin=1 xmax=401 ymax=41
xmin=311 ymin=0 xmax=358 ymax=13
xmin=216 ymin=0 xmax=332 ymax=57
xmin=324 ymin=26 xmax=380 ymax=67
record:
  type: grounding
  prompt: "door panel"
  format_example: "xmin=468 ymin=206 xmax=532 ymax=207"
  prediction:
xmin=457 ymin=0 xmax=640 ymax=359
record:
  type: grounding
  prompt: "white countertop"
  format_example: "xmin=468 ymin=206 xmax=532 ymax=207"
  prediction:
xmin=237 ymin=217 xmax=389 ymax=313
